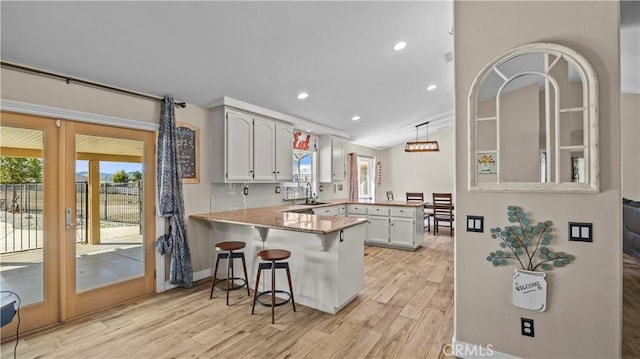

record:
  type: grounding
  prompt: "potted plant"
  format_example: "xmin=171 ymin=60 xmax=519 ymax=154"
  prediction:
xmin=486 ymin=205 xmax=576 ymax=311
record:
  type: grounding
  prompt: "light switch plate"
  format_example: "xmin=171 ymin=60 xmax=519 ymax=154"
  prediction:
xmin=466 ymin=215 xmax=484 ymax=232
xmin=569 ymin=222 xmax=592 ymax=242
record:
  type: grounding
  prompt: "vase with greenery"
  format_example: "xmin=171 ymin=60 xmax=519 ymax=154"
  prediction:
xmin=486 ymin=205 xmax=575 ymax=271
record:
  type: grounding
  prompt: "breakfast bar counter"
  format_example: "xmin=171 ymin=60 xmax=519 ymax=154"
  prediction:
xmin=190 ymin=203 xmax=367 ymax=314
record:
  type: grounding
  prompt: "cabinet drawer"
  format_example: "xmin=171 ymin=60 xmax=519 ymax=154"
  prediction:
xmin=347 ymin=205 xmax=367 ymax=215
xmin=367 ymin=206 xmax=390 ymax=217
xmin=390 ymin=207 xmax=415 ymax=218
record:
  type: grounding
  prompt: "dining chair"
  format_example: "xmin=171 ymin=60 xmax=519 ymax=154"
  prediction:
xmin=386 ymin=191 xmax=394 ymax=200
xmin=432 ymin=193 xmax=454 ymax=236
xmin=406 ymin=192 xmax=430 ymax=232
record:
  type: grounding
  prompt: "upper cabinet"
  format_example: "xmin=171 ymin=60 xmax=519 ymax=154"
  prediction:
xmin=468 ymin=43 xmax=599 ymax=192
xmin=211 ymin=107 xmax=293 ymax=183
xmin=318 ymin=135 xmax=346 ymax=182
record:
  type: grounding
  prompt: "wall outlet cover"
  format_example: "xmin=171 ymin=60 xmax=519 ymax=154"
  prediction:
xmin=521 ymin=318 xmax=534 ymax=337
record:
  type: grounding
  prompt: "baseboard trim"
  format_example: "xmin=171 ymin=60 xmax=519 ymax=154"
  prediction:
xmin=161 ymin=269 xmax=210 ymax=292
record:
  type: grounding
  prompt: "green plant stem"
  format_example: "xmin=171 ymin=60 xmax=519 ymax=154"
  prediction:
xmin=532 ymin=255 xmax=570 ymax=271
xmin=513 ymin=211 xmax=534 ymax=270
xmin=496 ymin=234 xmax=526 ymax=269
xmin=529 ymin=224 xmax=549 ymax=266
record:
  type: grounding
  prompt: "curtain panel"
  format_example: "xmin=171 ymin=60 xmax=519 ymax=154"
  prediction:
xmin=155 ymin=96 xmax=193 ymax=288
xmin=348 ymin=153 xmax=358 ymax=201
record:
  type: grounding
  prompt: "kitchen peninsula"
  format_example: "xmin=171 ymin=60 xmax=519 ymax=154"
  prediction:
xmin=190 ymin=199 xmax=426 ymax=314
xmin=191 ymin=202 xmax=368 ymax=314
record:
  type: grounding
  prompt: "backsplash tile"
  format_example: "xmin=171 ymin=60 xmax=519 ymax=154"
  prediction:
xmin=211 ymin=183 xmax=285 ymax=212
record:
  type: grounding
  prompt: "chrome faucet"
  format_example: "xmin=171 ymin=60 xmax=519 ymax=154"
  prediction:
xmin=305 ymin=182 xmax=312 ymax=204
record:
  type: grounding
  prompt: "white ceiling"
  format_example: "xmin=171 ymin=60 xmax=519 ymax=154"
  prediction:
xmin=0 ymin=1 xmax=454 ymax=150
xmin=1 ymin=2 xmax=637 ymax=150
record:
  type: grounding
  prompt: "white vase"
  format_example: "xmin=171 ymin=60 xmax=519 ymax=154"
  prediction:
xmin=512 ymin=268 xmax=547 ymax=312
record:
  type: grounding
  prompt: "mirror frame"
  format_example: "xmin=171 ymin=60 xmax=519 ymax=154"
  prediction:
xmin=468 ymin=42 xmax=599 ymax=193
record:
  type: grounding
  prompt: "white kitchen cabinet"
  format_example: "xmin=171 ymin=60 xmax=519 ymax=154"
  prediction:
xmin=211 ymin=106 xmax=294 ymax=183
xmin=367 ymin=215 xmax=390 ymax=244
xmin=390 ymin=217 xmax=415 ymax=248
xmin=225 ymin=110 xmax=253 ymax=181
xmin=313 ymin=205 xmax=345 ymax=217
xmin=253 ymin=117 xmax=276 ymax=181
xmin=363 ymin=205 xmax=422 ymax=250
xmin=275 ymin=124 xmax=294 ymax=181
xmin=319 ymin=135 xmax=346 ymax=182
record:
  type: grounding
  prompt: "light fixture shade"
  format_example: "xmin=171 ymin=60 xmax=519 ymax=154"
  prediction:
xmin=404 ymin=140 xmax=440 ymax=152
xmin=405 ymin=121 xmax=440 ymax=152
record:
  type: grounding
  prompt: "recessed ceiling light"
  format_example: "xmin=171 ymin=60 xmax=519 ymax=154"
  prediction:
xmin=352 ymin=116 xmax=360 ymax=121
xmin=427 ymin=84 xmax=437 ymax=91
xmin=297 ymin=91 xmax=309 ymax=100
xmin=392 ymin=41 xmax=407 ymax=52
xmin=306 ymin=129 xmax=312 ymax=132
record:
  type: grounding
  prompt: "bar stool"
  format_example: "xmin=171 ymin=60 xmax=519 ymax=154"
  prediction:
xmin=251 ymin=249 xmax=296 ymax=324
xmin=210 ymin=241 xmax=250 ymax=305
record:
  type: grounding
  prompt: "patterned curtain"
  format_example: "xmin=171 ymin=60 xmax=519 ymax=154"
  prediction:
xmin=348 ymin=153 xmax=358 ymax=201
xmin=155 ymin=96 xmax=193 ymax=288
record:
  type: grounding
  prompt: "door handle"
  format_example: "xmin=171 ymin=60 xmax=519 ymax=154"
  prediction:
xmin=65 ymin=207 xmax=74 ymax=230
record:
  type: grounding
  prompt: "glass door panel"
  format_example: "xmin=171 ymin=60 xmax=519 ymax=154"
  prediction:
xmin=0 ymin=112 xmax=60 ymax=335
xmin=64 ymin=121 xmax=155 ymax=318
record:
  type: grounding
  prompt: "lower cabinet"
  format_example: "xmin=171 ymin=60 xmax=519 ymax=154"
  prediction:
xmin=367 ymin=215 xmax=390 ymax=245
xmin=313 ymin=205 xmax=345 ymax=217
xmin=390 ymin=217 xmax=416 ymax=248
xmin=346 ymin=203 xmax=423 ymax=250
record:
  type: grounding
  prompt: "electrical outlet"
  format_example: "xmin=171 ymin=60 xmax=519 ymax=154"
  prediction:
xmin=521 ymin=318 xmax=534 ymax=337
xmin=243 ymin=186 xmax=249 ymax=195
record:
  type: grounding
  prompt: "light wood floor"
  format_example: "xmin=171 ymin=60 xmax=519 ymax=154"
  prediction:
xmin=623 ymin=253 xmax=640 ymax=358
xmin=4 ymin=237 xmax=638 ymax=358
xmin=1 ymin=233 xmax=455 ymax=359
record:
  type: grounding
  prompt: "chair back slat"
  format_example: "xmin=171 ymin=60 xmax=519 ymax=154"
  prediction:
xmin=432 ymin=193 xmax=453 ymax=217
xmin=386 ymin=191 xmax=395 ymax=200
xmin=406 ymin=192 xmax=424 ymax=202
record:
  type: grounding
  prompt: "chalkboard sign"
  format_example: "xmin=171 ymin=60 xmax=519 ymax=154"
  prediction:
xmin=176 ymin=122 xmax=200 ymax=184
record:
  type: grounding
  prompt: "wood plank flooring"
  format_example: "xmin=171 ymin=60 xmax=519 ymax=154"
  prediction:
xmin=3 ymin=236 xmax=638 ymax=358
xmin=1 ymin=233 xmax=455 ymax=359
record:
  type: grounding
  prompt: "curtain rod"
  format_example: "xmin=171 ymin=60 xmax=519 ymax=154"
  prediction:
xmin=1 ymin=61 xmax=187 ymax=108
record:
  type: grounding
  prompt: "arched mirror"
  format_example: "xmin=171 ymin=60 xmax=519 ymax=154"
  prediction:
xmin=468 ymin=43 xmax=598 ymax=192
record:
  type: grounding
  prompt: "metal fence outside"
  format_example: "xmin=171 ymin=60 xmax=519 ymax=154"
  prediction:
xmin=0 ymin=181 xmax=142 ymax=254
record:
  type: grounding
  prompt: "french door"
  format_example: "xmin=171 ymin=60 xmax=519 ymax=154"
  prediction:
xmin=0 ymin=112 xmax=155 ymax=337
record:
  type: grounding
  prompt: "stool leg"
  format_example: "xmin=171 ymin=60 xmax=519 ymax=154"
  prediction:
xmin=226 ymin=251 xmax=232 ymax=306
xmin=271 ymin=261 xmax=276 ymax=324
xmin=285 ymin=263 xmax=296 ymax=312
xmin=241 ymin=253 xmax=250 ymax=297
xmin=210 ymin=253 xmax=221 ymax=299
xmin=251 ymin=266 xmax=262 ymax=315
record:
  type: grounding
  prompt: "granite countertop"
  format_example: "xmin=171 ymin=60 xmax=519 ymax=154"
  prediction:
xmin=189 ymin=199 xmax=425 ymax=235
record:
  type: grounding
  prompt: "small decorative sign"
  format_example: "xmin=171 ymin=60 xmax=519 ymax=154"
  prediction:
xmin=176 ymin=122 xmax=200 ymax=184
xmin=477 ymin=151 xmax=497 ymax=174
xmin=512 ymin=269 xmax=547 ymax=312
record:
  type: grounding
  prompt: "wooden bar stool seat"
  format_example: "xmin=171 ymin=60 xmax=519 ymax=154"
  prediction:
xmin=210 ymin=241 xmax=250 ymax=305
xmin=251 ymin=249 xmax=296 ymax=324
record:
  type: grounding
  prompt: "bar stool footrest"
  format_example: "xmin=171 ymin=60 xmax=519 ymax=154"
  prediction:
xmin=255 ymin=290 xmax=292 ymax=307
xmin=214 ymin=278 xmax=247 ymax=291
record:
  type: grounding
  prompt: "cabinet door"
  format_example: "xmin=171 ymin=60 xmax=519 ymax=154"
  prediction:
xmin=226 ymin=111 xmax=253 ymax=181
xmin=367 ymin=215 xmax=389 ymax=244
xmin=275 ymin=124 xmax=294 ymax=181
xmin=253 ymin=117 xmax=276 ymax=181
xmin=332 ymin=138 xmax=345 ymax=181
xmin=314 ymin=206 xmax=340 ymax=216
xmin=390 ymin=217 xmax=415 ymax=247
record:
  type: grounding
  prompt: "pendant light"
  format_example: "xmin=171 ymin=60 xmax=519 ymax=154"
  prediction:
xmin=404 ymin=121 xmax=440 ymax=152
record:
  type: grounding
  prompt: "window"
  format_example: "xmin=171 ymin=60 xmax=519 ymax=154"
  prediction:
xmin=358 ymin=155 xmax=375 ymax=200
xmin=283 ymin=150 xmax=316 ymax=200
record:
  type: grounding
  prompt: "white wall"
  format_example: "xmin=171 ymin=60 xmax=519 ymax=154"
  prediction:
xmin=381 ymin=127 xmax=454 ymax=202
xmin=454 ymin=2 xmax=620 ymax=358
xmin=621 ymin=93 xmax=640 ymax=200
